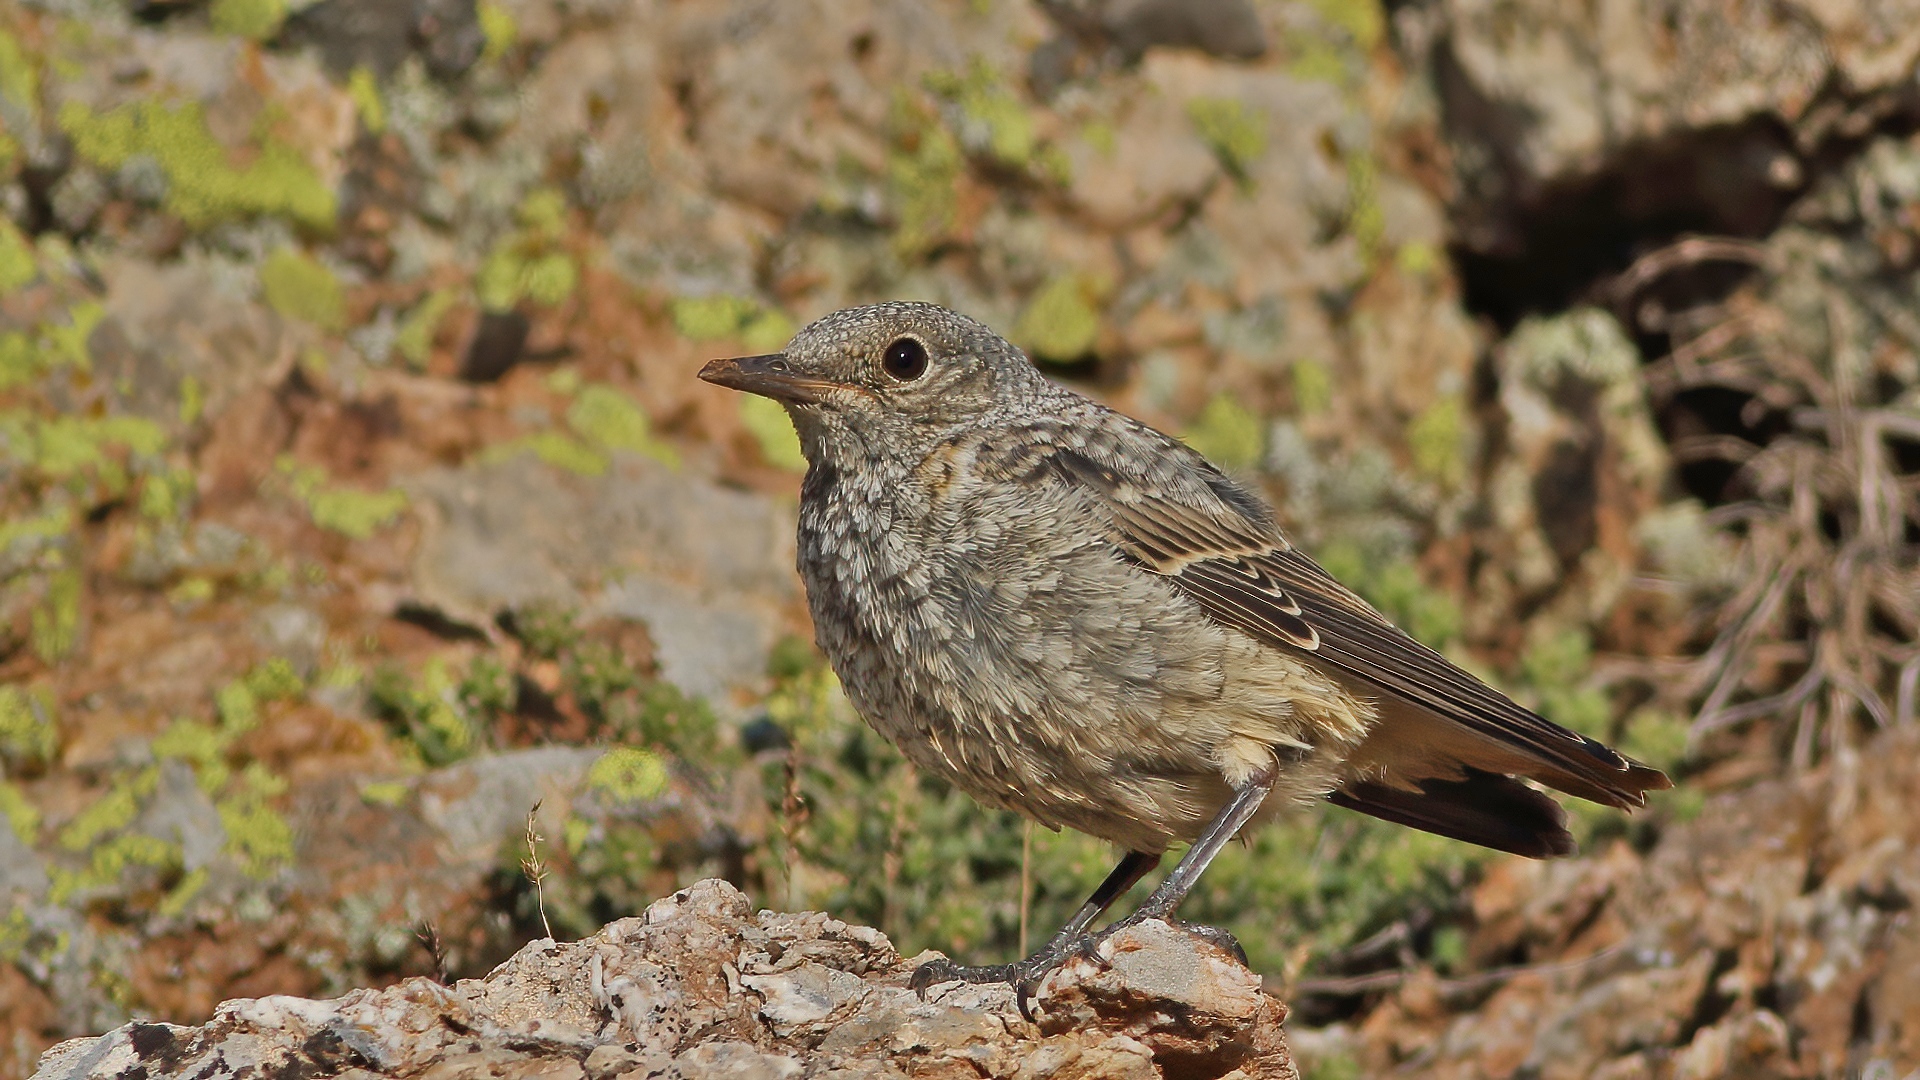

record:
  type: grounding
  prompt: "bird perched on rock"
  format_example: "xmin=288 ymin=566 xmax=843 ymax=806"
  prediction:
xmin=699 ymin=301 xmax=1669 ymax=992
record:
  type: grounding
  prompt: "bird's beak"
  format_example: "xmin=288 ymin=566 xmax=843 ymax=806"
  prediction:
xmin=698 ymin=354 xmax=835 ymax=405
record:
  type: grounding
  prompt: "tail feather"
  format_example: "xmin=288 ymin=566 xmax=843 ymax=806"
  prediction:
xmin=1329 ymin=770 xmax=1576 ymax=858
xmin=1328 ymin=694 xmax=1670 ymax=858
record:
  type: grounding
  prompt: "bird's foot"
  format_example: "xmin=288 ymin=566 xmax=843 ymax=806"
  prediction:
xmin=911 ymin=933 xmax=1111 ymax=1019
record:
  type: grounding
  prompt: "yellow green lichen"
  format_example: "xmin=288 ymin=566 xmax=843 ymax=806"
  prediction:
xmin=31 ymin=568 xmax=82 ymax=663
xmin=586 ymin=746 xmax=669 ymax=803
xmin=1308 ymin=0 xmax=1385 ymax=50
xmin=927 ymin=61 xmax=1036 ymax=167
xmin=137 ymin=466 xmax=197 ymax=520
xmin=260 ymin=248 xmax=346 ymax=331
xmin=358 ymin=779 xmax=409 ymax=806
xmin=1395 ymin=240 xmax=1440 ymax=278
xmin=215 ymin=680 xmax=258 ymax=732
xmin=1346 ymin=152 xmax=1385 ymax=259
xmin=347 ymin=66 xmax=384 ymax=133
xmin=1183 ymin=394 xmax=1265 ymax=471
xmin=247 ymin=657 xmax=304 ymax=701
xmin=885 ymin=90 xmax=963 ymax=257
xmin=0 ymin=218 xmax=35 ymax=294
xmin=1406 ymin=392 xmax=1467 ymax=487
xmin=0 ymin=503 xmax=74 ymax=559
xmin=59 ymin=99 xmax=335 ymax=230
xmin=669 ymin=295 xmax=794 ymax=352
xmin=477 ymin=1 xmax=517 ymax=62
xmin=1079 ymin=119 xmax=1117 ymax=157
xmin=167 ymin=576 xmax=214 ymax=606
xmin=179 ymin=373 xmax=205 ymax=424
xmin=0 ymin=779 xmax=38 ymax=844
xmin=370 ymin=657 xmax=478 ymax=766
xmin=276 ymin=455 xmax=408 ymax=539
xmin=50 ymin=832 xmax=181 ymax=903
xmin=484 ymin=429 xmax=609 ymax=477
xmin=739 ymin=394 xmax=806 ymax=472
xmin=218 ymin=774 xmax=294 ymax=878
xmin=1291 ymin=359 xmax=1333 ymax=415
xmin=1014 ymin=275 xmax=1101 ymax=362
xmin=158 ymin=867 xmax=209 ymax=917
xmin=566 ymin=384 xmax=679 ymax=467
xmin=209 ymin=0 xmax=287 ymax=40
xmin=58 ymin=766 xmax=159 ymax=852
xmin=477 ymin=188 xmax=577 ymax=311
xmin=0 ymin=27 xmax=38 ymax=110
xmin=153 ymin=716 xmax=232 ymax=794
xmin=1187 ymin=98 xmax=1267 ymax=185
xmin=0 ymin=684 xmax=58 ymax=766
xmin=395 ymin=289 xmax=457 ymax=369
xmin=308 ymin=487 xmax=407 ymax=539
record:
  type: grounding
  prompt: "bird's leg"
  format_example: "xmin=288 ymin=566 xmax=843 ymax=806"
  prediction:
xmin=1092 ymin=752 xmax=1279 ymax=943
xmin=909 ymin=848 xmax=1159 ymax=995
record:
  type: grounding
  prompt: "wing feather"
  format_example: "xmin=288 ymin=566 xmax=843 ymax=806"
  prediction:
xmin=1044 ymin=447 xmax=1670 ymax=809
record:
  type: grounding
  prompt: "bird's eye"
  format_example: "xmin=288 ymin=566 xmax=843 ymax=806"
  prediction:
xmin=882 ymin=337 xmax=928 ymax=381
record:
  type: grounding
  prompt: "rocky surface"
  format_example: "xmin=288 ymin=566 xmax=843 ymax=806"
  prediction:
xmin=30 ymin=879 xmax=1296 ymax=1080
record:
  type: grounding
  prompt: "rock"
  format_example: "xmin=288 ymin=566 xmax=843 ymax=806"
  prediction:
xmin=282 ymin=0 xmax=487 ymax=81
xmin=1432 ymin=0 xmax=1920 ymax=257
xmin=405 ymin=453 xmax=797 ymax=704
xmin=30 ymin=880 xmax=1297 ymax=1080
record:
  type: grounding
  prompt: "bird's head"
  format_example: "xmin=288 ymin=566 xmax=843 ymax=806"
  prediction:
xmin=698 ymin=301 xmax=1040 ymax=469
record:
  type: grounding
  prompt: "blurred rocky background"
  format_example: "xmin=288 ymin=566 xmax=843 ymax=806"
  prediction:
xmin=0 ymin=0 xmax=1916 ymax=1076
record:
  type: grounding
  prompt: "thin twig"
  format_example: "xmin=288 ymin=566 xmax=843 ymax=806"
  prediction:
xmin=523 ymin=799 xmax=553 ymax=941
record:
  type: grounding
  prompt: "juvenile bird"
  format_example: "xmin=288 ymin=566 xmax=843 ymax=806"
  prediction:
xmin=699 ymin=301 xmax=1669 ymax=991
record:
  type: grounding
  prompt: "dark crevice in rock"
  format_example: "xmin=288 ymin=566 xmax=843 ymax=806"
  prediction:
xmin=1446 ymin=111 xmax=1801 ymax=332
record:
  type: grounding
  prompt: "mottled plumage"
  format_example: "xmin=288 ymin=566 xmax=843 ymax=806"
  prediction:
xmin=699 ymin=301 xmax=1669 ymax=989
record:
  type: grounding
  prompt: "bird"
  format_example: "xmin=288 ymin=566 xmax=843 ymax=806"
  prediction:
xmin=698 ymin=300 xmax=1670 ymax=993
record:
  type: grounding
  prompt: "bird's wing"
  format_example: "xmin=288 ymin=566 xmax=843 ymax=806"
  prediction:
xmin=1044 ymin=446 xmax=1670 ymax=810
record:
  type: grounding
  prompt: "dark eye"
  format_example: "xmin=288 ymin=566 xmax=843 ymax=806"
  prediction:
xmin=882 ymin=337 xmax=928 ymax=381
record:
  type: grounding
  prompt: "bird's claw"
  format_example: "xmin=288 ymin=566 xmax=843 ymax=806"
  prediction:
xmin=912 ymin=929 xmax=1127 ymax=1020
xmin=909 ymin=958 xmax=1022 ymax=999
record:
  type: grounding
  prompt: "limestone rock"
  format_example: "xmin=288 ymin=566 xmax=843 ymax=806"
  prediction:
xmin=31 ymin=880 xmax=1297 ymax=1080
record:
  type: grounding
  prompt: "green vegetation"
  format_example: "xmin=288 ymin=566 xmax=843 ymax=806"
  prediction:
xmin=477 ymin=0 xmax=517 ymax=62
xmin=0 ymin=685 xmax=58 ymax=768
xmin=0 ymin=219 xmax=35 ymax=294
xmin=260 ymin=248 xmax=346 ymax=331
xmin=370 ymin=657 xmax=482 ymax=767
xmin=347 ymin=67 xmax=385 ymax=134
xmin=59 ymin=99 xmax=335 ymax=230
xmin=1013 ymin=275 xmax=1101 ymax=363
xmin=1314 ymin=540 xmax=1463 ymax=648
xmin=1291 ymin=359 xmax=1334 ymax=415
xmin=395 ymin=289 xmax=458 ymax=369
xmin=738 ymin=394 xmax=807 ymax=472
xmin=30 ymin=568 xmax=82 ymax=662
xmin=1184 ymin=393 xmax=1266 ymax=471
xmin=1188 ymin=97 xmax=1267 ymax=184
xmin=1406 ymin=392 xmax=1468 ymax=487
xmin=885 ymin=90 xmax=964 ymax=257
xmin=926 ymin=61 xmax=1037 ymax=169
xmin=275 ymin=455 xmax=408 ymax=539
xmin=208 ymin=0 xmax=287 ymax=40
xmin=482 ymin=381 xmax=677 ymax=476
xmin=669 ymin=294 xmax=795 ymax=352
xmin=586 ymin=747 xmax=669 ymax=803
xmin=477 ymin=188 xmax=577 ymax=311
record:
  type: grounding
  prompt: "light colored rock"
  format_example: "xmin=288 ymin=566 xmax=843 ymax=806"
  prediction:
xmin=33 ymin=880 xmax=1294 ymax=1080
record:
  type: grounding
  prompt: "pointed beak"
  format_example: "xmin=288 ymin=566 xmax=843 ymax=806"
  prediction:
xmin=698 ymin=354 xmax=835 ymax=405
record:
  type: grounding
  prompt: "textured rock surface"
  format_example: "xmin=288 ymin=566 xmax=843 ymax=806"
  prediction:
xmin=30 ymin=880 xmax=1297 ymax=1080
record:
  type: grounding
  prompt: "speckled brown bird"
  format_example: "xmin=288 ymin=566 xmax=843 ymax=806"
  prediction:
xmin=699 ymin=301 xmax=1670 ymax=991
